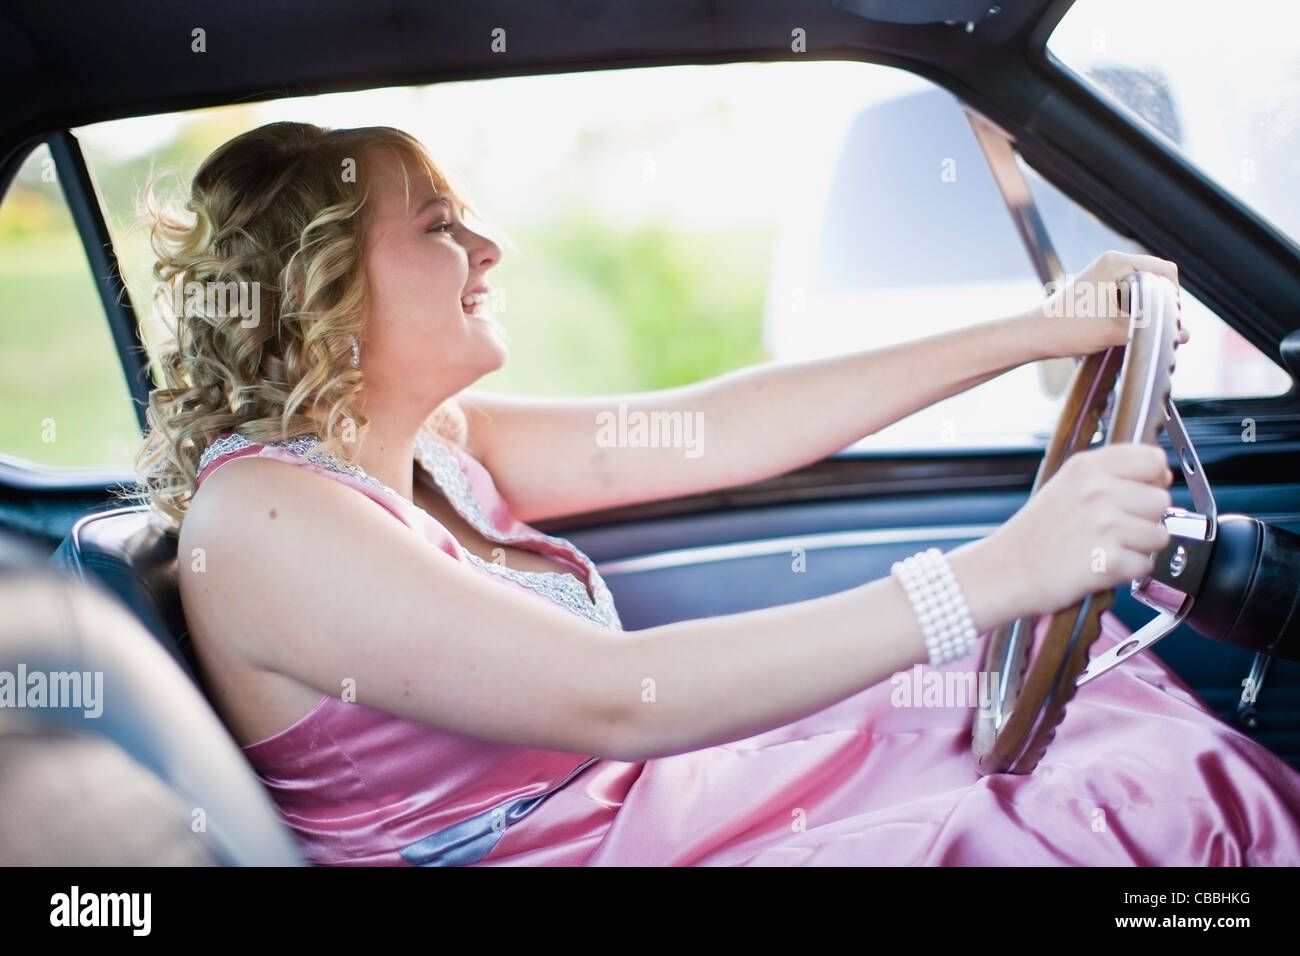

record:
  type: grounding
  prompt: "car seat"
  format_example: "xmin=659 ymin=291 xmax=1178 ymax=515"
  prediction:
xmin=0 ymin=520 xmax=302 ymax=864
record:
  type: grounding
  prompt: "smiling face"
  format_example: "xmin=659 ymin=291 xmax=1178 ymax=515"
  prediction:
xmin=356 ymin=144 xmax=505 ymax=408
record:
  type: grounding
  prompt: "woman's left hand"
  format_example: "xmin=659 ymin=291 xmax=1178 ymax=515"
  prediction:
xmin=1043 ymin=250 xmax=1191 ymax=357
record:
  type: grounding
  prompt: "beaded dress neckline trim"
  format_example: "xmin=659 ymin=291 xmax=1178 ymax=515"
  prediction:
xmin=197 ymin=431 xmax=622 ymax=630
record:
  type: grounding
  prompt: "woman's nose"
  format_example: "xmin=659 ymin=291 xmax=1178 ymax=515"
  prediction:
xmin=471 ymin=232 xmax=502 ymax=271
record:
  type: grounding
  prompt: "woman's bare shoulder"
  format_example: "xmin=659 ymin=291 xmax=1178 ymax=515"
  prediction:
xmin=183 ymin=453 xmax=313 ymax=545
xmin=178 ymin=456 xmax=344 ymax=743
xmin=180 ymin=455 xmax=309 ymax=625
xmin=178 ymin=454 xmax=371 ymax=661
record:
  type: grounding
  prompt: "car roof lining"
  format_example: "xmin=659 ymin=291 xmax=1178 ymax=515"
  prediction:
xmin=0 ymin=0 xmax=1051 ymax=144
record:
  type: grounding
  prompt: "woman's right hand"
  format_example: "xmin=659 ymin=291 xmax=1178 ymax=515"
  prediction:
xmin=983 ymin=442 xmax=1174 ymax=621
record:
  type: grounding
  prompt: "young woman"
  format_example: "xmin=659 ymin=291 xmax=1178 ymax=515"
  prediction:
xmin=133 ymin=121 xmax=1300 ymax=865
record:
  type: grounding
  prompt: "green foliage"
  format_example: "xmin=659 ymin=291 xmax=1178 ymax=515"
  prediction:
xmin=0 ymin=231 xmax=142 ymax=468
xmin=477 ymin=211 xmax=771 ymax=396
xmin=1 ymin=163 xmax=774 ymax=468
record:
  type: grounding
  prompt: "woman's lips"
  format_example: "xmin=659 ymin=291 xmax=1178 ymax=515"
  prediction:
xmin=462 ymin=290 xmax=491 ymax=318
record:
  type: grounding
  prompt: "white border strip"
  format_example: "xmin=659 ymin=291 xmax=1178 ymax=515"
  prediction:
xmin=595 ymin=523 xmax=1002 ymax=576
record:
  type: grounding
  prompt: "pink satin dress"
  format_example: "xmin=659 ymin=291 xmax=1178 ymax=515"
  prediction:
xmin=194 ymin=429 xmax=1300 ymax=865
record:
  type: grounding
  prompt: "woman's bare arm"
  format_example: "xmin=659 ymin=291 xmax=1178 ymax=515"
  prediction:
xmin=459 ymin=251 xmax=1183 ymax=525
xmin=179 ymin=456 xmax=1023 ymax=762
xmin=459 ymin=305 xmax=1054 ymax=523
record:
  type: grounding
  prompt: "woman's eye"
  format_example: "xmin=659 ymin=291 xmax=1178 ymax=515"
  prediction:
xmin=427 ymin=221 xmax=454 ymax=234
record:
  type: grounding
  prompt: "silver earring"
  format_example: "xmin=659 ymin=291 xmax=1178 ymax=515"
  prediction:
xmin=350 ymin=335 xmax=361 ymax=369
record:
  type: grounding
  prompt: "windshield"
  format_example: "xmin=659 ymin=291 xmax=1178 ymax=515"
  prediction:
xmin=1049 ymin=0 xmax=1300 ymax=250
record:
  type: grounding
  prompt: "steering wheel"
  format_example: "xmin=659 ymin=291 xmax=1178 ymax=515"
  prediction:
xmin=971 ymin=270 xmax=1214 ymax=775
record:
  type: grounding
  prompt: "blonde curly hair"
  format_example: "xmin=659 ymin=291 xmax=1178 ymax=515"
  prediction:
xmin=119 ymin=121 xmax=476 ymax=530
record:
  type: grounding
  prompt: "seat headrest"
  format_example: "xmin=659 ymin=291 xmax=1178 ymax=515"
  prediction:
xmin=50 ymin=506 xmax=196 ymax=684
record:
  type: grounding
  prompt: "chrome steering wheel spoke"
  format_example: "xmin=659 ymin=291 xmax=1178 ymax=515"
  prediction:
xmin=1076 ymin=397 xmax=1218 ymax=687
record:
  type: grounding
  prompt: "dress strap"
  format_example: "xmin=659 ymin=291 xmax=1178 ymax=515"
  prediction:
xmin=414 ymin=431 xmax=586 ymax=568
xmin=414 ymin=430 xmax=622 ymax=628
xmin=197 ymin=433 xmax=375 ymax=488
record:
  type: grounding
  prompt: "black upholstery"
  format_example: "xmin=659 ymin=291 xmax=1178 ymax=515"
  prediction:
xmin=50 ymin=505 xmax=197 ymax=686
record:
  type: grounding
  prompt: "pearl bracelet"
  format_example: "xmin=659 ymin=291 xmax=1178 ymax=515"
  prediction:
xmin=890 ymin=548 xmax=979 ymax=666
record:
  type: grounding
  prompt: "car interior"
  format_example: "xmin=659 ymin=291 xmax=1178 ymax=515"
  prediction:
xmin=3 ymin=0 xmax=1300 ymax=866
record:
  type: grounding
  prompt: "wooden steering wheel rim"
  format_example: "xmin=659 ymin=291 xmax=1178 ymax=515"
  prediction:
xmin=971 ymin=271 xmax=1180 ymax=775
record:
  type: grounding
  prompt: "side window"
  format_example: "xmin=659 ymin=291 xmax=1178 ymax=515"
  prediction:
xmin=1050 ymin=1 xmax=1300 ymax=250
xmin=0 ymin=143 xmax=140 ymax=469
xmin=68 ymin=60 xmax=1287 ymax=465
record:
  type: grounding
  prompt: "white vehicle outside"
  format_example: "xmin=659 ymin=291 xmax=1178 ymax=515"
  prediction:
xmin=763 ymin=3 xmax=1295 ymax=451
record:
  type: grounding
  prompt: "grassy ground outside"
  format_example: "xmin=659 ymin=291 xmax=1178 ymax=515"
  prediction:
xmin=2 ymin=210 xmax=772 ymax=470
